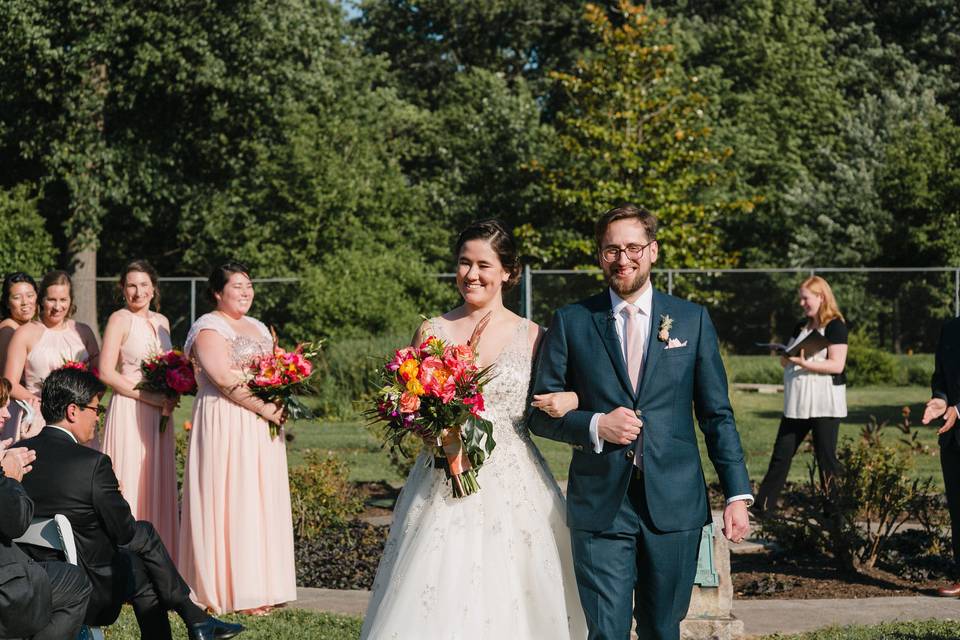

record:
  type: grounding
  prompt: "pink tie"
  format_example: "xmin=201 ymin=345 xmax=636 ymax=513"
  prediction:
xmin=624 ymin=306 xmax=643 ymax=391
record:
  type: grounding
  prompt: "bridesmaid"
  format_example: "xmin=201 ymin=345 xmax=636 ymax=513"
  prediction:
xmin=98 ymin=260 xmax=180 ymax=556
xmin=3 ymin=270 xmax=99 ymax=441
xmin=0 ymin=273 xmax=40 ymax=440
xmin=178 ymin=262 xmax=295 ymax=615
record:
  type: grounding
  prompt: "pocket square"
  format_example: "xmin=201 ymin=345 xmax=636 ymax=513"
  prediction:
xmin=664 ymin=338 xmax=688 ymax=349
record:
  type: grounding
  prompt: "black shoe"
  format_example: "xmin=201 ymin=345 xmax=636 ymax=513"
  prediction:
xmin=187 ymin=618 xmax=245 ymax=640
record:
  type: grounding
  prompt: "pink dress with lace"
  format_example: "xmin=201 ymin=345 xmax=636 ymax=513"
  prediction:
xmin=100 ymin=310 xmax=179 ymax=557
xmin=177 ymin=313 xmax=297 ymax=613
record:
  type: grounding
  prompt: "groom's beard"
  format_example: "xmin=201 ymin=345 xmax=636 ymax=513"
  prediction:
xmin=606 ymin=266 xmax=648 ymax=298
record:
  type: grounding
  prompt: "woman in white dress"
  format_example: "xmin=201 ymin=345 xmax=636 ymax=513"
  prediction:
xmin=361 ymin=220 xmax=587 ymax=640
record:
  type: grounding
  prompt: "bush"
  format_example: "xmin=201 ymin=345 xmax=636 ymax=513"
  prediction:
xmin=845 ymin=330 xmax=898 ymax=386
xmin=0 ymin=184 xmax=57 ymax=275
xmin=288 ymin=450 xmax=364 ymax=539
xmin=726 ymin=355 xmax=784 ymax=384
xmin=295 ymin=521 xmax=389 ymax=590
xmin=313 ymin=332 xmax=409 ymax=419
xmin=759 ymin=413 xmax=943 ymax=573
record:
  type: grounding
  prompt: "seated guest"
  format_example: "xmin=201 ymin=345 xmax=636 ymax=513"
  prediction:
xmin=19 ymin=368 xmax=244 ymax=640
xmin=1 ymin=380 xmax=92 ymax=639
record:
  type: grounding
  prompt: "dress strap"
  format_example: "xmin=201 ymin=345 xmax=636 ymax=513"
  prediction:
xmin=184 ymin=313 xmax=235 ymax=357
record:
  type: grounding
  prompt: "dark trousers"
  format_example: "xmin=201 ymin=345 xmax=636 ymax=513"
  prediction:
xmin=941 ymin=434 xmax=960 ymax=578
xmin=570 ymin=474 xmax=702 ymax=640
xmin=33 ymin=561 xmax=92 ymax=640
xmin=87 ymin=521 xmax=192 ymax=640
xmin=755 ymin=416 xmax=842 ymax=513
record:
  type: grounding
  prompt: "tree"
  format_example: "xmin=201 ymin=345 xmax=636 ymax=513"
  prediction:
xmin=531 ymin=1 xmax=750 ymax=269
xmin=0 ymin=185 xmax=57 ymax=276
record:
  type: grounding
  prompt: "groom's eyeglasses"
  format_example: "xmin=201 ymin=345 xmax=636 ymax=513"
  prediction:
xmin=600 ymin=241 xmax=655 ymax=263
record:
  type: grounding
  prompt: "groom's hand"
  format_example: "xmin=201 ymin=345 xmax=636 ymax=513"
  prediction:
xmin=722 ymin=500 xmax=750 ymax=544
xmin=597 ymin=407 xmax=643 ymax=445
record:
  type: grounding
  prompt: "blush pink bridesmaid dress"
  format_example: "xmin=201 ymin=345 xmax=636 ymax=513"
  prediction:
xmin=177 ymin=313 xmax=297 ymax=614
xmin=100 ymin=309 xmax=179 ymax=557
xmin=22 ymin=320 xmax=92 ymax=443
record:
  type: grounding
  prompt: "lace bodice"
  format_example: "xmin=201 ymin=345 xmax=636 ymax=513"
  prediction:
xmin=428 ymin=317 xmax=534 ymax=467
xmin=185 ymin=313 xmax=272 ymax=389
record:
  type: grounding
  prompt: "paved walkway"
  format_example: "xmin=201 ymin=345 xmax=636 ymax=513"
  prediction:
xmin=291 ymin=587 xmax=960 ymax=636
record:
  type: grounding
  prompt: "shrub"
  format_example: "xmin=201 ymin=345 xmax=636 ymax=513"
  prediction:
xmin=726 ymin=355 xmax=784 ymax=384
xmin=288 ymin=450 xmax=364 ymax=539
xmin=295 ymin=521 xmax=389 ymax=590
xmin=313 ymin=333 xmax=409 ymax=419
xmin=759 ymin=413 xmax=943 ymax=573
xmin=845 ymin=330 xmax=898 ymax=386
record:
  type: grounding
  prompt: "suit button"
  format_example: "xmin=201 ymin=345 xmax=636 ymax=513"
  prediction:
xmin=625 ymin=450 xmax=634 ymax=459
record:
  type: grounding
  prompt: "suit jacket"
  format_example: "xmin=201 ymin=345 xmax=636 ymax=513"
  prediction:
xmin=19 ymin=427 xmax=138 ymax=625
xmin=934 ymin=317 xmax=960 ymax=446
xmin=529 ymin=289 xmax=751 ymax=532
xmin=0 ymin=470 xmax=53 ymax=637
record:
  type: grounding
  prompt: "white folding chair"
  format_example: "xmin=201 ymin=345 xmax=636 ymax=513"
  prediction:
xmin=14 ymin=516 xmax=104 ymax=640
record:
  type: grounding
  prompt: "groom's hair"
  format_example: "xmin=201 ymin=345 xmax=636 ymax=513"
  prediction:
xmin=41 ymin=368 xmax=106 ymax=423
xmin=595 ymin=204 xmax=658 ymax=248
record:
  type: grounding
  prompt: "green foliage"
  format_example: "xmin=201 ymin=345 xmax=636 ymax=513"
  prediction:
xmin=0 ymin=184 xmax=56 ymax=276
xmin=287 ymin=450 xmax=364 ymax=540
xmin=761 ymin=414 xmax=942 ymax=572
xmin=725 ymin=355 xmax=784 ymax=385
xmin=534 ymin=1 xmax=751 ymax=269
xmin=107 ymin=607 xmax=363 ymax=639
xmin=314 ymin=333 xmax=410 ymax=419
xmin=846 ymin=330 xmax=898 ymax=386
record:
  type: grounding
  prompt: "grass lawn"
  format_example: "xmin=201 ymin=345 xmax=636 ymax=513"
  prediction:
xmin=766 ymin=619 xmax=960 ymax=639
xmin=104 ymin=608 xmax=362 ymax=639
xmin=232 ymin=384 xmax=940 ymax=490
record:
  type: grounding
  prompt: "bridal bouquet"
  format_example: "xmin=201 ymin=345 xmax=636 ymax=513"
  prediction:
xmin=136 ymin=349 xmax=197 ymax=433
xmin=369 ymin=335 xmax=495 ymax=498
xmin=246 ymin=332 xmax=321 ymax=438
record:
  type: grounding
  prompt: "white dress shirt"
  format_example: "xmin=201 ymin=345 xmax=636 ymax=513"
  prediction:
xmin=587 ymin=287 xmax=752 ymax=506
xmin=45 ymin=425 xmax=78 ymax=443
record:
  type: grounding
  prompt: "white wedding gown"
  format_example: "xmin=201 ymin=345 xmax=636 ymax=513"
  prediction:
xmin=360 ymin=318 xmax=587 ymax=639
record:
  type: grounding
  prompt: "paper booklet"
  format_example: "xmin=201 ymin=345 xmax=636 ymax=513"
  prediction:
xmin=755 ymin=331 xmax=831 ymax=358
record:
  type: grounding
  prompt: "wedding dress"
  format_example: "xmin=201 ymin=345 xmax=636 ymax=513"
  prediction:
xmin=360 ymin=318 xmax=587 ymax=639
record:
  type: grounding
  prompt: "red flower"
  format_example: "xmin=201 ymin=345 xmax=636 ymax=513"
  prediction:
xmin=463 ymin=393 xmax=485 ymax=416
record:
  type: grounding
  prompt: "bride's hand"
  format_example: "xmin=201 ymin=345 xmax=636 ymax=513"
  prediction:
xmin=531 ymin=391 xmax=579 ymax=418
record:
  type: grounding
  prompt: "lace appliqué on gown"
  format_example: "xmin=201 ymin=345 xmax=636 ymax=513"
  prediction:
xmin=359 ymin=318 xmax=587 ymax=640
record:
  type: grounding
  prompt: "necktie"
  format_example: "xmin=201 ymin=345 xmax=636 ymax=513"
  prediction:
xmin=624 ymin=305 xmax=644 ymax=470
xmin=623 ymin=305 xmax=643 ymax=391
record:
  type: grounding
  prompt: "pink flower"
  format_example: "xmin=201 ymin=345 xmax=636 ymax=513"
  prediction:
xmin=439 ymin=376 xmax=457 ymax=404
xmin=463 ymin=394 xmax=485 ymax=416
xmin=399 ymin=391 xmax=421 ymax=414
xmin=387 ymin=347 xmax=417 ymax=372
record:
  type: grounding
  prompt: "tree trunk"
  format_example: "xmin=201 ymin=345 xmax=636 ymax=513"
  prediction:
xmin=71 ymin=245 xmax=100 ymax=341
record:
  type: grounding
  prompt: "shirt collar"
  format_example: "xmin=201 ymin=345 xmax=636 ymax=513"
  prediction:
xmin=609 ymin=285 xmax=653 ymax=318
xmin=46 ymin=425 xmax=79 ymax=444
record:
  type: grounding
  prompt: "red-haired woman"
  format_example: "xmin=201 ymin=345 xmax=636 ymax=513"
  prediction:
xmin=753 ymin=276 xmax=849 ymax=517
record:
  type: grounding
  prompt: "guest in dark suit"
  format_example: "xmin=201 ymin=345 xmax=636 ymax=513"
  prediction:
xmin=19 ymin=368 xmax=244 ymax=640
xmin=0 ymin=374 xmax=92 ymax=640
xmin=923 ymin=316 xmax=960 ymax=596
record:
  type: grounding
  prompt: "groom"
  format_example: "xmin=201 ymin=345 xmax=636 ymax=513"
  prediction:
xmin=530 ymin=204 xmax=752 ymax=640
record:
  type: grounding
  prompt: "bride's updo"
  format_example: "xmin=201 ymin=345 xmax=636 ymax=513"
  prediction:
xmin=454 ymin=219 xmax=522 ymax=290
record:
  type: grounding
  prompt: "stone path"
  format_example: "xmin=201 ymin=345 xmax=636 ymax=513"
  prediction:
xmin=291 ymin=587 xmax=960 ymax=636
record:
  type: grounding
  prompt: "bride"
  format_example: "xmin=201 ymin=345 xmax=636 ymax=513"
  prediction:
xmin=360 ymin=220 xmax=587 ymax=639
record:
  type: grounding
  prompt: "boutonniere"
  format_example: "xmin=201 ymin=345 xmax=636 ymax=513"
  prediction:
xmin=657 ymin=315 xmax=673 ymax=342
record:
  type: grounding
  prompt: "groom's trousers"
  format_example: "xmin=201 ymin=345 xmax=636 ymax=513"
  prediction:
xmin=570 ymin=473 xmax=701 ymax=640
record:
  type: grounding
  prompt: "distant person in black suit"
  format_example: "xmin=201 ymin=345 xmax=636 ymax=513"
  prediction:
xmin=923 ymin=316 xmax=960 ymax=597
xmin=752 ymin=276 xmax=848 ymax=517
xmin=0 ymin=376 xmax=92 ymax=640
xmin=19 ymin=368 xmax=244 ymax=640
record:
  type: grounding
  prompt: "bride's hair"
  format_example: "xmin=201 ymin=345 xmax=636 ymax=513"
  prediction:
xmin=455 ymin=219 xmax=522 ymax=290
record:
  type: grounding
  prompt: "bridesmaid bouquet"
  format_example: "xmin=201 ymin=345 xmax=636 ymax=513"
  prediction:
xmin=136 ymin=350 xmax=197 ymax=433
xmin=246 ymin=333 xmax=321 ymax=438
xmin=368 ymin=335 xmax=496 ymax=498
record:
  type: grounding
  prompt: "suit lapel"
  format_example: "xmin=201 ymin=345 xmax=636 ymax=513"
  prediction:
xmin=638 ymin=289 xmax=669 ymax=399
xmin=590 ymin=296 xmax=635 ymax=399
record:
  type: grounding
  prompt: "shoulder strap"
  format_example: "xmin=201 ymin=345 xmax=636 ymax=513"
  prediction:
xmin=184 ymin=313 xmax=235 ymax=356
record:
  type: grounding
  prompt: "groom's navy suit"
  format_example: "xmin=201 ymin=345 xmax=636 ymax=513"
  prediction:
xmin=530 ymin=288 xmax=751 ymax=640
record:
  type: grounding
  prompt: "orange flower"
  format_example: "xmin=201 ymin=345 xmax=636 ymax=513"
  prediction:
xmin=399 ymin=391 xmax=421 ymax=414
xmin=406 ymin=377 xmax=425 ymax=396
xmin=398 ymin=358 xmax=419 ymax=382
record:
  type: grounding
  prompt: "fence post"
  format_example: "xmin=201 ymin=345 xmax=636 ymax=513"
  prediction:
xmin=523 ymin=265 xmax=532 ymax=320
xmin=955 ymin=268 xmax=959 ymax=318
xmin=190 ymin=279 xmax=197 ymax=325
xmin=668 ymin=270 xmax=674 ymax=296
